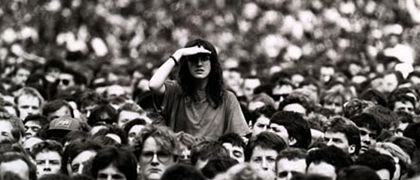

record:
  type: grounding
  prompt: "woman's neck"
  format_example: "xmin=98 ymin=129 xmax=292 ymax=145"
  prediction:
xmin=195 ymin=78 xmax=208 ymax=90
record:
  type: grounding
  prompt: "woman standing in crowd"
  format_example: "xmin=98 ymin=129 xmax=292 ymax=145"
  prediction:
xmin=149 ymin=39 xmax=250 ymax=140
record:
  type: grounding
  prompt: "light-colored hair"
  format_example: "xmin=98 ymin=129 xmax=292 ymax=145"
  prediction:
xmin=14 ymin=87 xmax=45 ymax=107
xmin=374 ymin=142 xmax=411 ymax=165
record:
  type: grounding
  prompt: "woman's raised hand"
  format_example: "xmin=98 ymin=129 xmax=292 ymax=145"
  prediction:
xmin=172 ymin=46 xmax=211 ymax=62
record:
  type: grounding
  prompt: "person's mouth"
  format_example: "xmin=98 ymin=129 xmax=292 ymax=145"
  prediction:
xmin=149 ymin=168 xmax=161 ymax=172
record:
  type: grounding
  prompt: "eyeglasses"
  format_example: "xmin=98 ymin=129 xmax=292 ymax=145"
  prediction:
xmin=140 ymin=151 xmax=172 ymax=163
xmin=278 ymin=171 xmax=303 ymax=178
xmin=58 ymin=79 xmax=70 ymax=86
xmin=187 ymin=54 xmax=211 ymax=64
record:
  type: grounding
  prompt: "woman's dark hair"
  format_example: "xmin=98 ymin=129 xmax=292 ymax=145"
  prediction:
xmin=91 ymin=147 xmax=138 ymax=180
xmin=178 ymin=38 xmax=224 ymax=108
xmin=122 ymin=118 xmax=147 ymax=136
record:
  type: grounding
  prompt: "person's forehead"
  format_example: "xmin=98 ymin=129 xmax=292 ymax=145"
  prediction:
xmin=17 ymin=94 xmax=40 ymax=103
xmin=252 ymin=146 xmax=278 ymax=155
xmin=60 ymin=73 xmax=74 ymax=79
xmin=25 ymin=120 xmax=41 ymax=126
xmin=255 ymin=115 xmax=270 ymax=124
xmin=325 ymin=131 xmax=347 ymax=139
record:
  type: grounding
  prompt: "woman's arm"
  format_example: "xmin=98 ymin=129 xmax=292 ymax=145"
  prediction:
xmin=149 ymin=46 xmax=211 ymax=95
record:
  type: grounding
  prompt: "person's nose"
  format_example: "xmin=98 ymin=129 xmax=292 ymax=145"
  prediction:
xmin=261 ymin=158 xmax=268 ymax=170
xmin=77 ymin=164 xmax=84 ymax=174
xmin=44 ymin=161 xmax=51 ymax=172
xmin=150 ymin=154 xmax=160 ymax=166
xmin=326 ymin=139 xmax=333 ymax=146
xmin=286 ymin=172 xmax=293 ymax=180
xmin=361 ymin=135 xmax=371 ymax=144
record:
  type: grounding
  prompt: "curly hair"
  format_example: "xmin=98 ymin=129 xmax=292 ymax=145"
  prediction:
xmin=177 ymin=39 xmax=224 ymax=108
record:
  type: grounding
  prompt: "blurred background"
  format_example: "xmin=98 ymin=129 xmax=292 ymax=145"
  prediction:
xmin=1 ymin=0 xmax=420 ymax=82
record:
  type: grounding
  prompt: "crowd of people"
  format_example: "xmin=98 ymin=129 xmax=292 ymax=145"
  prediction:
xmin=2 ymin=0 xmax=420 ymax=180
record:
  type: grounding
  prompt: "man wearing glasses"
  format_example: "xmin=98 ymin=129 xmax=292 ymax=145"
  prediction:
xmin=133 ymin=124 xmax=180 ymax=180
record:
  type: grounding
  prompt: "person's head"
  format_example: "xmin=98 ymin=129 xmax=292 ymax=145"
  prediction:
xmin=350 ymin=113 xmax=382 ymax=153
xmin=270 ymin=111 xmax=311 ymax=149
xmin=248 ymin=93 xmax=276 ymax=111
xmin=87 ymin=104 xmax=117 ymax=127
xmin=320 ymin=91 xmax=346 ymax=115
xmin=45 ymin=117 xmax=84 ymax=141
xmin=324 ymin=116 xmax=361 ymax=155
xmin=319 ymin=63 xmax=335 ymax=84
xmin=276 ymin=148 xmax=307 ymax=180
xmin=374 ymin=142 xmax=411 ymax=180
xmin=116 ymin=103 xmax=146 ymax=128
xmin=14 ymin=87 xmax=44 ymax=119
xmin=44 ymin=59 xmax=65 ymax=82
xmin=23 ymin=114 xmax=49 ymax=139
xmin=104 ymin=84 xmax=127 ymax=101
xmin=306 ymin=146 xmax=353 ymax=180
xmin=336 ymin=165 xmax=381 ymax=180
xmin=403 ymin=122 xmax=420 ymax=150
xmin=242 ymin=76 xmax=262 ymax=102
xmin=30 ymin=140 xmax=63 ymax=178
xmin=62 ymin=139 xmax=102 ymax=176
xmin=201 ymin=158 xmax=238 ymax=179
xmin=57 ymin=67 xmax=86 ymax=92
xmin=0 ymin=152 xmax=37 ymax=180
xmin=342 ymin=98 xmax=375 ymax=119
xmin=245 ymin=132 xmax=288 ymax=177
xmin=62 ymin=131 xmax=90 ymax=147
xmin=278 ymin=95 xmax=312 ymax=115
xmin=355 ymin=150 xmax=396 ymax=180
xmin=132 ymin=124 xmax=181 ymax=180
xmin=0 ymin=112 xmax=25 ymax=143
xmin=91 ymin=147 xmax=137 ymax=180
xmin=42 ymin=99 xmax=74 ymax=121
xmin=218 ymin=133 xmax=246 ymax=163
xmin=77 ymin=90 xmax=104 ymax=121
xmin=160 ymin=164 xmax=206 ymax=180
xmin=212 ymin=163 xmax=268 ymax=180
xmin=122 ymin=118 xmax=147 ymax=146
xmin=250 ymin=105 xmax=276 ymax=137
xmin=92 ymin=125 xmax=127 ymax=145
xmin=388 ymin=93 xmax=416 ymax=115
xmin=178 ymin=38 xmax=224 ymax=108
xmin=190 ymin=140 xmax=230 ymax=170
xmin=11 ymin=64 xmax=31 ymax=86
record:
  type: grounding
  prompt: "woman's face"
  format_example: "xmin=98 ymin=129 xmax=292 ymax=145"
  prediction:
xmin=187 ymin=54 xmax=212 ymax=80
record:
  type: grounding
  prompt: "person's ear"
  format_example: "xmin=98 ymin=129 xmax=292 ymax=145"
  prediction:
xmin=289 ymin=136 xmax=297 ymax=146
xmin=348 ymin=144 xmax=356 ymax=154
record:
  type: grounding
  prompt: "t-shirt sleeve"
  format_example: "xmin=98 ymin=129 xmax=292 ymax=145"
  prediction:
xmin=154 ymin=80 xmax=179 ymax=124
xmin=225 ymin=92 xmax=251 ymax=136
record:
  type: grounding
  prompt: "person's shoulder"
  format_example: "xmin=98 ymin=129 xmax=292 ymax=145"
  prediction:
xmin=224 ymin=90 xmax=239 ymax=101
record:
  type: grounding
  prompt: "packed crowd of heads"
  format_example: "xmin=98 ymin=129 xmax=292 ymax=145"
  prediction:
xmin=2 ymin=0 xmax=420 ymax=180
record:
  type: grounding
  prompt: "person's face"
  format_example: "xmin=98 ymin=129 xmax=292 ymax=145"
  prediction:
xmin=107 ymin=85 xmax=126 ymax=99
xmin=270 ymin=123 xmax=289 ymax=144
xmin=320 ymin=67 xmax=335 ymax=83
xmin=48 ymin=106 xmax=72 ymax=121
xmin=376 ymin=169 xmax=391 ymax=180
xmin=187 ymin=54 xmax=212 ymax=80
xmin=276 ymin=158 xmax=306 ymax=180
xmin=307 ymin=161 xmax=337 ymax=180
xmin=272 ymin=85 xmax=293 ymax=103
xmin=383 ymin=74 xmax=398 ymax=93
xmin=0 ymin=120 xmax=14 ymax=142
xmin=128 ymin=125 xmax=145 ymax=146
xmin=14 ymin=68 xmax=30 ymax=86
xmin=359 ymin=127 xmax=377 ymax=153
xmin=46 ymin=67 xmax=61 ymax=81
xmin=140 ymin=137 xmax=176 ymax=180
xmin=323 ymin=98 xmax=343 ymax=114
xmin=0 ymin=159 xmax=30 ymax=180
xmin=395 ymin=122 xmax=409 ymax=137
xmin=68 ymin=150 xmax=97 ymax=176
xmin=393 ymin=101 xmax=415 ymax=115
xmin=17 ymin=95 xmax=41 ymax=119
xmin=252 ymin=115 xmax=270 ymax=137
xmin=324 ymin=131 xmax=354 ymax=154
xmin=282 ymin=103 xmax=307 ymax=115
xmin=23 ymin=137 xmax=43 ymax=152
xmin=57 ymin=73 xmax=75 ymax=91
xmin=35 ymin=151 xmax=62 ymax=177
xmin=409 ymin=76 xmax=420 ymax=85
xmin=97 ymin=164 xmax=127 ymax=180
xmin=24 ymin=120 xmax=41 ymax=138
xmin=222 ymin=142 xmax=245 ymax=163
xmin=243 ymin=78 xmax=261 ymax=101
xmin=117 ymin=111 xmax=141 ymax=128
xmin=249 ymin=146 xmax=278 ymax=177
